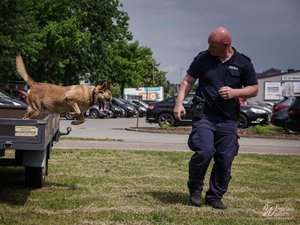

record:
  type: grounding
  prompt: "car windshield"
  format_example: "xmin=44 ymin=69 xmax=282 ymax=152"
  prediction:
xmin=132 ymin=100 xmax=148 ymax=108
xmin=0 ymin=90 xmax=11 ymax=99
xmin=113 ymin=98 xmax=125 ymax=105
xmin=122 ymin=99 xmax=135 ymax=105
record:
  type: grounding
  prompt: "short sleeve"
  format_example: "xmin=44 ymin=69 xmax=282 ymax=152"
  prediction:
xmin=241 ymin=61 xmax=258 ymax=87
xmin=187 ymin=52 xmax=206 ymax=78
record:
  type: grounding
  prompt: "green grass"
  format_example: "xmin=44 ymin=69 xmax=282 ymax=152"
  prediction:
xmin=0 ymin=149 xmax=299 ymax=225
xmin=246 ymin=124 xmax=284 ymax=134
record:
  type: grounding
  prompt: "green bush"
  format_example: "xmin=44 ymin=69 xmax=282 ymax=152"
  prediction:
xmin=160 ymin=120 xmax=171 ymax=129
xmin=249 ymin=125 xmax=269 ymax=133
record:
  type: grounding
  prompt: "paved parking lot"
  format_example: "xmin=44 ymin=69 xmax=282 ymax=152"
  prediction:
xmin=55 ymin=117 xmax=300 ymax=155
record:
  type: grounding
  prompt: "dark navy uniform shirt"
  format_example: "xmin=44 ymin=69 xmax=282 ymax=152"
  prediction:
xmin=187 ymin=48 xmax=258 ymax=121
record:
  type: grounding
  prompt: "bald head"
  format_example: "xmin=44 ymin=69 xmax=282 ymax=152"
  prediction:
xmin=208 ymin=27 xmax=232 ymax=46
xmin=207 ymin=27 xmax=233 ymax=60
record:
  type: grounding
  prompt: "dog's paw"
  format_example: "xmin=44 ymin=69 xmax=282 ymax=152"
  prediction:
xmin=71 ymin=120 xmax=84 ymax=125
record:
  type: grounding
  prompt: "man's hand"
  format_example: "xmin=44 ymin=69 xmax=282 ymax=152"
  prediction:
xmin=218 ymin=86 xmax=236 ymax=99
xmin=173 ymin=104 xmax=186 ymax=120
xmin=173 ymin=73 xmax=197 ymax=120
xmin=218 ymin=85 xmax=259 ymax=99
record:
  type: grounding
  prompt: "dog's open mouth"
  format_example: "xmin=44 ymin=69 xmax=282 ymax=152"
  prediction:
xmin=99 ymin=101 xmax=104 ymax=111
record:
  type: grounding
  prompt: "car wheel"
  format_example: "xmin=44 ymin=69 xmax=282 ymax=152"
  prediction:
xmin=158 ymin=113 xmax=175 ymax=127
xmin=65 ymin=112 xmax=75 ymax=120
xmin=284 ymin=121 xmax=300 ymax=134
xmin=238 ymin=113 xmax=248 ymax=128
xmin=89 ymin=109 xmax=99 ymax=119
xmin=107 ymin=110 xmax=114 ymax=118
xmin=123 ymin=110 xmax=128 ymax=117
xmin=126 ymin=111 xmax=132 ymax=118
xmin=112 ymin=111 xmax=118 ymax=118
xmin=25 ymin=165 xmax=46 ymax=188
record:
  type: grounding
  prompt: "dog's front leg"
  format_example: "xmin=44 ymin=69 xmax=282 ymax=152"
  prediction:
xmin=67 ymin=101 xmax=81 ymax=116
xmin=71 ymin=113 xmax=85 ymax=125
xmin=65 ymin=91 xmax=82 ymax=115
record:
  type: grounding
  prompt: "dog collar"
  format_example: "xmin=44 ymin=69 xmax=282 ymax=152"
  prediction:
xmin=91 ymin=87 xmax=96 ymax=105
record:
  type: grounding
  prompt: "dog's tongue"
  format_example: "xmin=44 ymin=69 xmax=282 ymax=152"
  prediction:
xmin=99 ymin=102 xmax=104 ymax=111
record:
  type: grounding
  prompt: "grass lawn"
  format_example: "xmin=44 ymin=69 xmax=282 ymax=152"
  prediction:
xmin=0 ymin=149 xmax=299 ymax=225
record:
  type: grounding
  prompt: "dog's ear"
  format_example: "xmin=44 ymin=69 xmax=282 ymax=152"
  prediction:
xmin=101 ymin=81 xmax=110 ymax=91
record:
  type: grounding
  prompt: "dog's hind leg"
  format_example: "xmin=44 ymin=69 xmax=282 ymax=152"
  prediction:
xmin=23 ymin=101 xmax=42 ymax=119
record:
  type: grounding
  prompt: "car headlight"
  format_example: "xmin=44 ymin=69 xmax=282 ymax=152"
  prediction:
xmin=250 ymin=108 xmax=266 ymax=114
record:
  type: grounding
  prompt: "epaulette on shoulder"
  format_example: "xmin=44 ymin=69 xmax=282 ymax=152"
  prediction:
xmin=197 ymin=50 xmax=207 ymax=56
xmin=241 ymin=53 xmax=251 ymax=62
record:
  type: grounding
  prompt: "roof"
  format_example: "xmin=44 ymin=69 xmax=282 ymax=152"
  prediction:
xmin=256 ymin=69 xmax=300 ymax=79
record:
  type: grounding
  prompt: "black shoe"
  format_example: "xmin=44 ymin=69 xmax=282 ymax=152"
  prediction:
xmin=189 ymin=194 xmax=202 ymax=207
xmin=207 ymin=199 xmax=227 ymax=210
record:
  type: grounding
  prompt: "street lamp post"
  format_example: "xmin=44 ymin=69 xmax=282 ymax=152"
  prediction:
xmin=152 ymin=62 xmax=155 ymax=85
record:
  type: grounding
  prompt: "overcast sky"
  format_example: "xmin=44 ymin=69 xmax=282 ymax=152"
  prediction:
xmin=120 ymin=0 xmax=300 ymax=83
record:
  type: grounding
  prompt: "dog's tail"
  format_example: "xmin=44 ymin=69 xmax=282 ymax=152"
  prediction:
xmin=16 ymin=54 xmax=36 ymax=87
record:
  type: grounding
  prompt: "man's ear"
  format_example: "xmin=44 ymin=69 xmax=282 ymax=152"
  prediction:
xmin=101 ymin=81 xmax=110 ymax=91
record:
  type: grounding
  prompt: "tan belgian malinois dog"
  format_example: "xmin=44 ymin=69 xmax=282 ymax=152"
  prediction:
xmin=16 ymin=54 xmax=112 ymax=125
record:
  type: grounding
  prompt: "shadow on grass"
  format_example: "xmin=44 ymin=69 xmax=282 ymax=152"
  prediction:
xmin=148 ymin=191 xmax=189 ymax=205
xmin=0 ymin=167 xmax=31 ymax=206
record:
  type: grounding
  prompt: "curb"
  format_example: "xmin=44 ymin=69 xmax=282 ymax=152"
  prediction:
xmin=125 ymin=127 xmax=300 ymax=140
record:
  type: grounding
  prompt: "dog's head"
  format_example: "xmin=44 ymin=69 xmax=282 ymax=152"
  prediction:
xmin=95 ymin=81 xmax=112 ymax=109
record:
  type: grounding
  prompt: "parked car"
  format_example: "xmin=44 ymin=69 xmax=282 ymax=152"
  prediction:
xmin=112 ymin=98 xmax=137 ymax=117
xmin=86 ymin=106 xmax=111 ymax=119
xmin=284 ymin=97 xmax=300 ymax=134
xmin=146 ymin=95 xmax=269 ymax=128
xmin=0 ymin=90 xmax=27 ymax=106
xmin=0 ymin=87 xmax=28 ymax=103
xmin=240 ymin=98 xmax=272 ymax=120
xmin=246 ymin=99 xmax=272 ymax=113
xmin=110 ymin=105 xmax=126 ymax=118
xmin=120 ymin=99 xmax=147 ymax=117
xmin=142 ymin=99 xmax=159 ymax=104
xmin=271 ymin=96 xmax=296 ymax=132
xmin=263 ymin=101 xmax=274 ymax=109
xmin=86 ymin=104 xmax=126 ymax=119
xmin=146 ymin=95 xmax=193 ymax=127
xmin=238 ymin=104 xmax=269 ymax=128
xmin=64 ymin=104 xmax=126 ymax=120
xmin=129 ymin=99 xmax=149 ymax=109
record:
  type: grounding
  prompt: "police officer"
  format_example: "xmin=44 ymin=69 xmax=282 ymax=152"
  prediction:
xmin=173 ymin=27 xmax=258 ymax=209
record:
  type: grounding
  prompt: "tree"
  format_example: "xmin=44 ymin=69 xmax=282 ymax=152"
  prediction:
xmin=0 ymin=0 xmax=168 ymax=96
xmin=0 ymin=0 xmax=42 ymax=81
xmin=109 ymin=40 xmax=153 ymax=93
xmin=31 ymin=0 xmax=132 ymax=85
xmin=0 ymin=0 xmax=132 ymax=85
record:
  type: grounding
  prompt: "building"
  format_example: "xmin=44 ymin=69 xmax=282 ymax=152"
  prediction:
xmin=252 ymin=69 xmax=300 ymax=102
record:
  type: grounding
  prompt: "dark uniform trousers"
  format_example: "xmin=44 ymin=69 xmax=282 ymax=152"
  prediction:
xmin=187 ymin=115 xmax=239 ymax=202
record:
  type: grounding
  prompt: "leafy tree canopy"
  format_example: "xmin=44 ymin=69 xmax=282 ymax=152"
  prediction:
xmin=0 ymin=0 xmax=169 ymax=95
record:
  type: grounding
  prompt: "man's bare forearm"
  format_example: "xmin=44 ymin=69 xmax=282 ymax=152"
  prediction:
xmin=218 ymin=84 xmax=259 ymax=100
xmin=175 ymin=74 xmax=196 ymax=106
xmin=233 ymin=85 xmax=258 ymax=98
